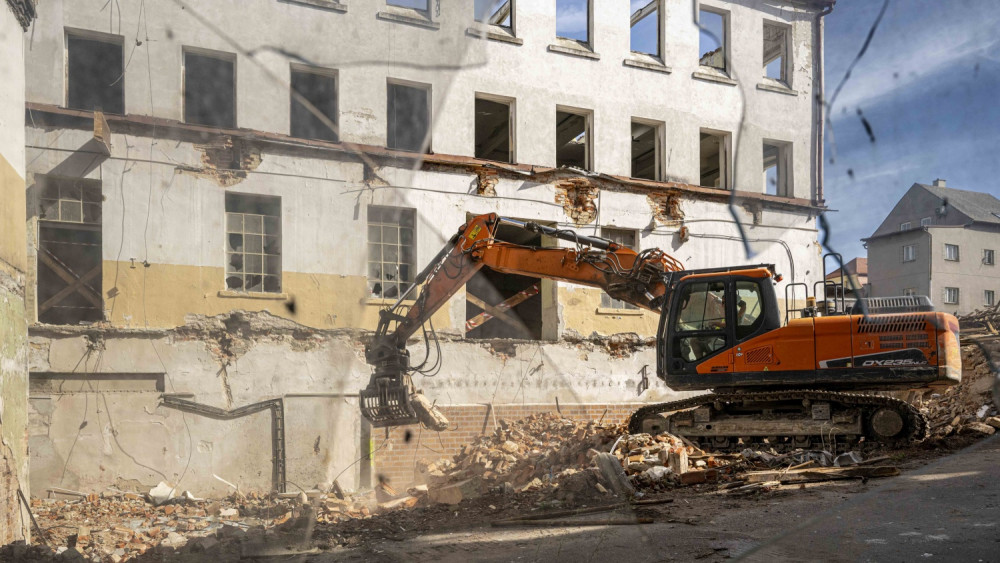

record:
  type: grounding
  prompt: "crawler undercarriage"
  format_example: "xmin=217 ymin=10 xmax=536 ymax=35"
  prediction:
xmin=628 ymin=389 xmax=928 ymax=451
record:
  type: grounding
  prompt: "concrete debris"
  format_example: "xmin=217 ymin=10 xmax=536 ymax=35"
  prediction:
xmin=147 ymin=482 xmax=177 ymax=506
xmin=411 ymin=392 xmax=450 ymax=431
xmin=915 ymin=344 xmax=997 ymax=440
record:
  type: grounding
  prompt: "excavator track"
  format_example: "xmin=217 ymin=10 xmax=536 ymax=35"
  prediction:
xmin=627 ymin=389 xmax=928 ymax=451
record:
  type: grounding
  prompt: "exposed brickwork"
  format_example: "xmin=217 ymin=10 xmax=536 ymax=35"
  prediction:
xmin=372 ymin=403 xmax=643 ymax=489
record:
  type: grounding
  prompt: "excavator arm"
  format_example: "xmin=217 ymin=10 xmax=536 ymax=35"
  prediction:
xmin=361 ymin=213 xmax=683 ymax=429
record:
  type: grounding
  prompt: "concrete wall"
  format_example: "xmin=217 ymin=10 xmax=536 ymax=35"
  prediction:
xmin=1 ymin=0 xmax=31 ymax=543
xmin=867 ymin=229 xmax=931 ymax=299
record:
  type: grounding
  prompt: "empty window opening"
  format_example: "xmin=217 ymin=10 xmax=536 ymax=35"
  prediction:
xmin=700 ymin=130 xmax=730 ymax=189
xmin=36 ymin=176 xmax=103 ymax=325
xmin=556 ymin=109 xmax=590 ymax=170
xmin=986 ymin=290 xmax=996 ymax=307
xmin=944 ymin=244 xmax=960 ymax=261
xmin=698 ymin=9 xmax=726 ymax=70
xmin=290 ymin=67 xmax=338 ymax=142
xmin=184 ymin=49 xmax=236 ymax=128
xmin=556 ymin=0 xmax=590 ymax=44
xmin=225 ymin=194 xmax=282 ymax=293
xmin=367 ymin=206 xmax=416 ymax=299
xmin=601 ymin=227 xmax=639 ymax=310
xmin=944 ymin=287 xmax=959 ymax=305
xmin=902 ymin=245 xmax=916 ymax=262
xmin=984 ymin=249 xmax=995 ymax=265
xmin=387 ymin=82 xmax=431 ymax=152
xmin=388 ymin=0 xmax=428 ymax=12
xmin=475 ymin=0 xmax=512 ymax=28
xmin=630 ymin=0 xmax=660 ymax=57
xmin=631 ymin=120 xmax=660 ymax=181
xmin=466 ymin=222 xmax=545 ymax=340
xmin=763 ymin=141 xmax=791 ymax=196
xmin=67 ymin=33 xmax=124 ymax=114
xmin=762 ymin=22 xmax=788 ymax=83
xmin=475 ymin=97 xmax=513 ymax=163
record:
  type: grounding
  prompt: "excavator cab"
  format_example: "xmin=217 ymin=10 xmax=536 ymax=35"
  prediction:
xmin=657 ymin=267 xmax=782 ymax=383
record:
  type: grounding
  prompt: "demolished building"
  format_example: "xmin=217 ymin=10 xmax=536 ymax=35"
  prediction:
xmin=21 ymin=0 xmax=831 ymax=496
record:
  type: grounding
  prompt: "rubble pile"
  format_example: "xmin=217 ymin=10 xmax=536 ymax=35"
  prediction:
xmin=917 ymin=344 xmax=999 ymax=439
xmin=958 ymin=305 xmax=1000 ymax=337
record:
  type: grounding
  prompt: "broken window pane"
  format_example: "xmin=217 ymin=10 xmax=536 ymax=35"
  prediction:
xmin=475 ymin=97 xmax=513 ymax=163
xmin=698 ymin=9 xmax=725 ymax=70
xmin=556 ymin=109 xmax=589 ymax=170
xmin=368 ymin=206 xmax=416 ymax=299
xmin=290 ymin=68 xmax=338 ymax=142
xmin=224 ymin=193 xmax=281 ymax=293
xmin=37 ymin=176 xmax=102 ymax=225
xmin=184 ymin=50 xmax=236 ymax=128
xmin=763 ymin=22 xmax=788 ymax=82
xmin=601 ymin=227 xmax=639 ymax=310
xmin=67 ymin=34 xmax=124 ymax=114
xmin=475 ymin=0 xmax=511 ymax=28
xmin=387 ymin=82 xmax=430 ymax=153
xmin=700 ymin=130 xmax=729 ymax=188
xmin=556 ymin=0 xmax=589 ymax=43
xmin=631 ymin=120 xmax=659 ymax=180
xmin=630 ymin=0 xmax=659 ymax=57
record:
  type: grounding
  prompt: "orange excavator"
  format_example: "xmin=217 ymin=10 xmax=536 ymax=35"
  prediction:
xmin=361 ymin=213 xmax=961 ymax=448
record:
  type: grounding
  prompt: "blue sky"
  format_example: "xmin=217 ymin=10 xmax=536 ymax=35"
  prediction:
xmin=820 ymin=0 xmax=1000 ymax=264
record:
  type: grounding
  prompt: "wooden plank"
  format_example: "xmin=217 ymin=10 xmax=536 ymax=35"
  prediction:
xmin=465 ymin=283 xmax=539 ymax=331
xmin=39 ymin=265 xmax=101 ymax=313
xmin=745 ymin=465 xmax=899 ymax=484
xmin=37 ymin=252 xmax=103 ymax=310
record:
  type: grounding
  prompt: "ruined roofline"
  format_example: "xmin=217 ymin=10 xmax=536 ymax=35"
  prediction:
xmin=25 ymin=103 xmax=825 ymax=214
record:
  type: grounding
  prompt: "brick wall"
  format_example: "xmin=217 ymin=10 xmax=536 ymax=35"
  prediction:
xmin=371 ymin=403 xmax=644 ymax=489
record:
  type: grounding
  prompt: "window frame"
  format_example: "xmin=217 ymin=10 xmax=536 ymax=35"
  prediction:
xmin=474 ymin=93 xmax=516 ymax=164
xmin=762 ymin=139 xmax=792 ymax=197
xmin=761 ymin=20 xmax=791 ymax=86
xmin=944 ymin=287 xmax=959 ymax=305
xmin=182 ymin=46 xmax=238 ymax=128
xmin=64 ymin=28 xmax=126 ymax=115
xmin=289 ymin=64 xmax=339 ymax=142
xmin=386 ymin=79 xmax=433 ymax=153
xmin=944 ymin=243 xmax=960 ymax=262
xmin=697 ymin=6 xmax=729 ymax=73
xmin=902 ymin=288 xmax=917 ymax=297
xmin=555 ymin=0 xmax=593 ymax=47
xmin=367 ymin=205 xmax=417 ymax=300
xmin=902 ymin=244 xmax=916 ymax=263
xmin=986 ymin=289 xmax=996 ymax=307
xmin=224 ymin=193 xmax=282 ymax=294
xmin=984 ymin=248 xmax=995 ymax=266
xmin=700 ymin=128 xmax=732 ymax=190
xmin=555 ymin=105 xmax=593 ymax=171
xmin=899 ymin=221 xmax=911 ymax=231
xmin=475 ymin=0 xmax=515 ymax=33
xmin=629 ymin=0 xmax=663 ymax=59
xmin=630 ymin=117 xmax=664 ymax=181
xmin=920 ymin=216 xmax=932 ymax=227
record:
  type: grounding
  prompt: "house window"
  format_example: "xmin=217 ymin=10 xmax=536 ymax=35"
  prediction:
xmin=944 ymin=244 xmax=960 ymax=261
xmin=475 ymin=95 xmax=514 ymax=163
xmin=368 ymin=206 xmax=416 ymax=299
xmin=984 ymin=249 xmax=995 ymax=266
xmin=698 ymin=8 xmax=726 ymax=71
xmin=762 ymin=22 xmax=788 ymax=83
xmin=986 ymin=290 xmax=996 ymax=307
xmin=899 ymin=222 xmax=911 ymax=231
xmin=902 ymin=244 xmax=916 ymax=262
xmin=556 ymin=107 xmax=591 ymax=170
xmin=920 ymin=217 xmax=932 ymax=227
xmin=184 ymin=49 xmax=236 ymax=128
xmin=387 ymin=81 xmax=431 ymax=152
xmin=475 ymin=0 xmax=512 ymax=29
xmin=903 ymin=288 xmax=917 ymax=297
xmin=944 ymin=287 xmax=959 ymax=305
xmin=630 ymin=0 xmax=660 ymax=57
xmin=700 ymin=129 xmax=730 ymax=189
xmin=631 ymin=119 xmax=661 ymax=181
xmin=600 ymin=228 xmax=638 ymax=310
xmin=67 ymin=32 xmax=124 ymax=114
xmin=556 ymin=0 xmax=590 ymax=44
xmin=290 ymin=66 xmax=338 ymax=142
xmin=36 ymin=176 xmax=104 ymax=325
xmin=225 ymin=194 xmax=282 ymax=293
xmin=763 ymin=141 xmax=791 ymax=196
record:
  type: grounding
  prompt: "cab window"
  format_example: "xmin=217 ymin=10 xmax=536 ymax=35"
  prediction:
xmin=735 ymin=280 xmax=764 ymax=339
xmin=674 ymin=281 xmax=726 ymax=331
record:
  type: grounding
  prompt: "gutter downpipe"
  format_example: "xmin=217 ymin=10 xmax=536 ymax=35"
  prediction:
xmin=815 ymin=2 xmax=834 ymax=207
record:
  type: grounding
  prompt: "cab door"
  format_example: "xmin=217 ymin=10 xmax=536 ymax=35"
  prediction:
xmin=663 ymin=278 xmax=734 ymax=375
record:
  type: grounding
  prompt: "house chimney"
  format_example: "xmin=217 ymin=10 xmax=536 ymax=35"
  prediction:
xmin=933 ymin=178 xmax=946 ymax=187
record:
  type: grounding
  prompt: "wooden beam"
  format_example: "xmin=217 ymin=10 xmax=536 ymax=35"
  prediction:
xmin=38 ymin=251 xmax=103 ymax=309
xmin=39 ymin=265 xmax=102 ymax=313
xmin=466 ymin=293 xmax=524 ymax=330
